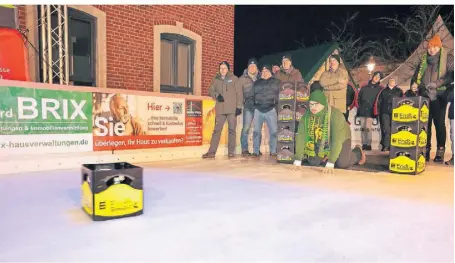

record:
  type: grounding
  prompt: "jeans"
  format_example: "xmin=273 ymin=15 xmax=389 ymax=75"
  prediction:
xmin=359 ymin=117 xmax=373 ymax=146
xmin=253 ymin=108 xmax=278 ymax=154
xmin=240 ymin=108 xmax=260 ymax=152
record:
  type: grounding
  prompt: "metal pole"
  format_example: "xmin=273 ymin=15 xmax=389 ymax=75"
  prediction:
xmin=46 ymin=5 xmax=53 ymax=83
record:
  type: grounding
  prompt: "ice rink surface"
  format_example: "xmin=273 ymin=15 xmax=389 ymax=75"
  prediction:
xmin=0 ymin=158 xmax=453 ymax=262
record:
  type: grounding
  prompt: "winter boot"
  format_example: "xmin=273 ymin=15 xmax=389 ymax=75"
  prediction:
xmin=241 ymin=150 xmax=252 ymax=156
xmin=202 ymin=152 xmax=215 ymax=159
xmin=433 ymin=147 xmax=445 ymax=163
xmin=425 ymin=148 xmax=431 ymax=162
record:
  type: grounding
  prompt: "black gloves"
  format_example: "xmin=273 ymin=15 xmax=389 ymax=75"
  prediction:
xmin=235 ymin=108 xmax=242 ymax=116
xmin=216 ymin=94 xmax=225 ymax=102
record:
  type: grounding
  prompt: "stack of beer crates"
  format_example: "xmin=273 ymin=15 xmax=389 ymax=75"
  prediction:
xmin=277 ymin=81 xmax=310 ymax=163
xmin=389 ymin=96 xmax=430 ymax=175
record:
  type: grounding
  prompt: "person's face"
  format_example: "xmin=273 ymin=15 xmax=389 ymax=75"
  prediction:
xmin=309 ymin=101 xmax=325 ymax=115
xmin=372 ymin=74 xmax=381 ymax=84
xmin=219 ymin=64 xmax=229 ymax=76
xmin=111 ymin=97 xmax=131 ymax=124
xmin=261 ymin=68 xmax=272 ymax=79
xmin=248 ymin=64 xmax=258 ymax=75
xmin=272 ymin=65 xmax=280 ymax=74
xmin=282 ymin=59 xmax=292 ymax=70
xmin=388 ymin=79 xmax=396 ymax=88
xmin=428 ymin=46 xmax=441 ymax=56
xmin=329 ymin=58 xmax=340 ymax=71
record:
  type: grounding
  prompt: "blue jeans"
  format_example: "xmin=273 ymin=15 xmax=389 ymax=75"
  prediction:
xmin=240 ymin=108 xmax=259 ymax=152
xmin=253 ymin=108 xmax=278 ymax=154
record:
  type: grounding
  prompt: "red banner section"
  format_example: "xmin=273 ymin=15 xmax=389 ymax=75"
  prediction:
xmin=93 ymin=135 xmax=186 ymax=151
xmin=184 ymin=99 xmax=203 ymax=146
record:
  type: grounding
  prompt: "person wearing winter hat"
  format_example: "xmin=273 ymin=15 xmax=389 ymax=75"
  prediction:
xmin=357 ymin=71 xmax=383 ymax=151
xmin=237 ymin=58 xmax=262 ymax=156
xmin=275 ymin=53 xmax=304 ymax=83
xmin=250 ymin=64 xmax=280 ymax=157
xmin=203 ymin=61 xmax=242 ymax=159
xmin=319 ymin=54 xmax=349 ymax=115
xmin=373 ymin=77 xmax=404 ymax=151
xmin=293 ymin=90 xmax=366 ymax=174
xmin=410 ymin=34 xmax=454 ymax=162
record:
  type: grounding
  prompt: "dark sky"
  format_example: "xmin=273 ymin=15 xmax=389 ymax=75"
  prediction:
xmin=233 ymin=5 xmax=453 ymax=76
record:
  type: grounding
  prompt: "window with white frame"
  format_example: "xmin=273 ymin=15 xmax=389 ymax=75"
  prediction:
xmin=160 ymin=33 xmax=194 ymax=94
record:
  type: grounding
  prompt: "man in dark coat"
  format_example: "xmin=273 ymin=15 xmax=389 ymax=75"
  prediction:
xmin=356 ymin=71 xmax=383 ymax=150
xmin=238 ymin=58 xmax=261 ymax=156
xmin=410 ymin=35 xmax=454 ymax=162
xmin=251 ymin=65 xmax=280 ymax=157
xmin=203 ymin=61 xmax=242 ymax=159
xmin=373 ymin=77 xmax=404 ymax=151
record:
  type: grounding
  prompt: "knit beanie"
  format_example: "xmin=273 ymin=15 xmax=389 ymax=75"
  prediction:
xmin=247 ymin=58 xmax=258 ymax=66
xmin=309 ymin=90 xmax=327 ymax=107
xmin=219 ymin=61 xmax=230 ymax=71
xmin=330 ymin=54 xmax=341 ymax=64
xmin=428 ymin=35 xmax=442 ymax=48
xmin=261 ymin=64 xmax=272 ymax=74
xmin=373 ymin=71 xmax=383 ymax=79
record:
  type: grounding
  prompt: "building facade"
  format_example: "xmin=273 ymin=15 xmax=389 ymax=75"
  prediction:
xmin=10 ymin=5 xmax=234 ymax=96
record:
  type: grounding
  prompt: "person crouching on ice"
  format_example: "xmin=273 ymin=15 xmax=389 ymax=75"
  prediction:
xmin=292 ymin=90 xmax=366 ymax=174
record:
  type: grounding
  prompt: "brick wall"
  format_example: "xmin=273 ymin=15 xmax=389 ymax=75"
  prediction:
xmin=16 ymin=5 xmax=235 ymax=96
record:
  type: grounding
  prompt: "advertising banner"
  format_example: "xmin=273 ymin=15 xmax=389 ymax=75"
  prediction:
xmin=348 ymin=108 xmax=381 ymax=150
xmin=92 ymin=93 xmax=203 ymax=151
xmin=0 ymin=86 xmax=93 ymax=155
xmin=185 ymin=99 xmax=203 ymax=146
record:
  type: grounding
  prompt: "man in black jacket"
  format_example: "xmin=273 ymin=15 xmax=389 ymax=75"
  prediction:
xmin=373 ymin=77 xmax=403 ymax=151
xmin=251 ymin=65 xmax=280 ymax=157
xmin=357 ymin=71 xmax=383 ymax=150
xmin=238 ymin=58 xmax=261 ymax=156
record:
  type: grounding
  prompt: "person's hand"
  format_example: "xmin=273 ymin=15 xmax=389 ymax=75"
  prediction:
xmin=217 ymin=94 xmax=225 ymax=102
xmin=411 ymin=83 xmax=418 ymax=92
xmin=291 ymin=160 xmax=302 ymax=170
xmin=235 ymin=108 xmax=242 ymax=116
xmin=322 ymin=162 xmax=335 ymax=175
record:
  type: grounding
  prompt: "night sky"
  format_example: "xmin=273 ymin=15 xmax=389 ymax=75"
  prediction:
xmin=233 ymin=5 xmax=453 ymax=76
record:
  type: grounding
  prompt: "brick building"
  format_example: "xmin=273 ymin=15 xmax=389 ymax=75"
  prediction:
xmin=2 ymin=5 xmax=235 ymax=96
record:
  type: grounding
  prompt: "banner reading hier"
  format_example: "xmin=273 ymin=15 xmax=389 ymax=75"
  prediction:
xmin=92 ymin=93 xmax=202 ymax=151
xmin=0 ymin=86 xmax=93 ymax=155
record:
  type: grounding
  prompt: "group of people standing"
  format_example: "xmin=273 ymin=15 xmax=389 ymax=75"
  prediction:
xmin=202 ymin=55 xmax=303 ymax=159
xmin=354 ymin=35 xmax=454 ymax=165
xmin=202 ymin=34 xmax=454 ymax=171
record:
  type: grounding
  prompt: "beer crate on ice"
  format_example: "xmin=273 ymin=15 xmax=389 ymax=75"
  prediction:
xmin=81 ymin=162 xmax=144 ymax=221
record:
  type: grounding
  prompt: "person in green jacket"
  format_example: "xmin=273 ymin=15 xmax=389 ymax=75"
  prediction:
xmin=293 ymin=90 xmax=366 ymax=174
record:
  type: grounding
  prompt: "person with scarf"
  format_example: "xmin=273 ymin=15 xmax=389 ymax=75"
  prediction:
xmin=274 ymin=54 xmax=304 ymax=83
xmin=373 ymin=77 xmax=404 ymax=151
xmin=410 ymin=35 xmax=454 ymax=162
xmin=238 ymin=58 xmax=262 ymax=156
xmin=203 ymin=61 xmax=242 ymax=159
xmin=293 ymin=90 xmax=366 ymax=174
xmin=356 ymin=71 xmax=383 ymax=151
xmin=319 ymin=54 xmax=349 ymax=116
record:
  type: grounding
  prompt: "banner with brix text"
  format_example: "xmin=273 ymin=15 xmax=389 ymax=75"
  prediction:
xmin=0 ymin=86 xmax=93 ymax=156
